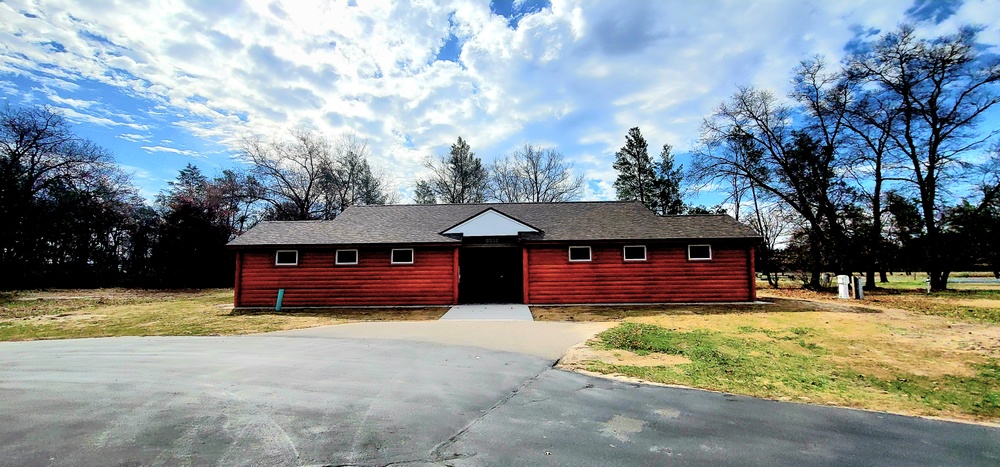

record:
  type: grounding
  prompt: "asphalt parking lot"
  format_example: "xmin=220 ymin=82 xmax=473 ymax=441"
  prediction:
xmin=1 ymin=327 xmax=998 ymax=466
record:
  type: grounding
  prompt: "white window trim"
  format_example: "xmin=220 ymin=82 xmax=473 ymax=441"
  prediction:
xmin=275 ymin=250 xmax=298 ymax=266
xmin=688 ymin=244 xmax=712 ymax=261
xmin=335 ymin=249 xmax=359 ymax=265
xmin=391 ymin=248 xmax=414 ymax=265
xmin=623 ymin=245 xmax=647 ymax=261
xmin=568 ymin=246 xmax=592 ymax=262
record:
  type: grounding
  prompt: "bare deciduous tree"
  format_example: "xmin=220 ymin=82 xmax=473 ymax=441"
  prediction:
xmin=747 ymin=201 xmax=795 ymax=287
xmin=694 ymin=87 xmax=849 ymax=288
xmin=0 ymin=105 xmax=118 ymax=286
xmin=321 ymin=133 xmax=396 ymax=217
xmin=239 ymin=129 xmax=395 ymax=220
xmin=845 ymin=25 xmax=1000 ymax=290
xmin=239 ymin=129 xmax=331 ymax=220
xmin=488 ymin=145 xmax=584 ymax=203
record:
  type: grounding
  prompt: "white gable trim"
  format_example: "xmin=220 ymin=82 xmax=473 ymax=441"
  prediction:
xmin=442 ymin=208 xmax=540 ymax=237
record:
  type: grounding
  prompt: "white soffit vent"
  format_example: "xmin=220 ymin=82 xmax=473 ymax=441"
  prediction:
xmin=442 ymin=209 xmax=540 ymax=237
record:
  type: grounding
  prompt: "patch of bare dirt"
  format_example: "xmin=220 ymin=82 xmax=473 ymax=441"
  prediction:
xmin=952 ymin=299 xmax=1000 ymax=308
xmin=8 ymin=313 xmax=106 ymax=325
xmin=558 ymin=340 xmax=691 ymax=372
xmin=231 ymin=307 xmax=449 ymax=321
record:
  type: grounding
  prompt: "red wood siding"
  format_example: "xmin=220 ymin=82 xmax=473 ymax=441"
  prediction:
xmin=526 ymin=242 xmax=753 ymax=304
xmin=233 ymin=252 xmax=243 ymax=307
xmin=236 ymin=246 xmax=458 ymax=307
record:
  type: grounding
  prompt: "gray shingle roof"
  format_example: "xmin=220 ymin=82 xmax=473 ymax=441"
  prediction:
xmin=227 ymin=201 xmax=758 ymax=247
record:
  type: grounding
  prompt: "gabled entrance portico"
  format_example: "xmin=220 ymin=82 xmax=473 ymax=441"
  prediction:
xmin=441 ymin=207 xmax=541 ymax=305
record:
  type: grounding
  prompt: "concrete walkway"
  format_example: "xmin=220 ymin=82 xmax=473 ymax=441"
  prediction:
xmin=439 ymin=303 xmax=534 ymax=321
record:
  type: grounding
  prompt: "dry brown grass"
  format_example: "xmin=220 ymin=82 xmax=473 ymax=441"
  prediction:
xmin=531 ymin=298 xmax=877 ymax=322
xmin=0 ymin=289 xmax=447 ymax=341
xmin=761 ymin=286 xmax=1000 ymax=323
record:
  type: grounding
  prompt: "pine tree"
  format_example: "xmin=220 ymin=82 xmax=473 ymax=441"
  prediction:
xmin=415 ymin=137 xmax=488 ymax=204
xmin=613 ymin=127 xmax=657 ymax=210
xmin=413 ymin=180 xmax=436 ymax=204
xmin=652 ymin=144 xmax=685 ymax=215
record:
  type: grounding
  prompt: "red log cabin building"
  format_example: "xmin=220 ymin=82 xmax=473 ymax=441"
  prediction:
xmin=227 ymin=201 xmax=759 ymax=308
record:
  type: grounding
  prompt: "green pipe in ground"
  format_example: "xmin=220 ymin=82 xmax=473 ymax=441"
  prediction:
xmin=276 ymin=289 xmax=285 ymax=311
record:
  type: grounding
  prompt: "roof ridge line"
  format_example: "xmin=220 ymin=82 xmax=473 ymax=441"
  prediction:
xmin=352 ymin=200 xmax=640 ymax=207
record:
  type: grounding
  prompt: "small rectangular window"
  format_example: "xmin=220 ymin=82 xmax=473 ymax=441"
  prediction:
xmin=623 ymin=245 xmax=646 ymax=261
xmin=275 ymin=250 xmax=298 ymax=266
xmin=391 ymin=248 xmax=414 ymax=264
xmin=568 ymin=246 xmax=592 ymax=262
xmin=688 ymin=244 xmax=712 ymax=261
xmin=336 ymin=249 xmax=358 ymax=265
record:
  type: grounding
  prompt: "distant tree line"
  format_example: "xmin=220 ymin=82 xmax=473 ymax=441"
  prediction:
xmin=0 ymin=107 xmax=590 ymax=290
xmin=689 ymin=25 xmax=1000 ymax=290
xmin=0 ymin=107 xmax=400 ymax=289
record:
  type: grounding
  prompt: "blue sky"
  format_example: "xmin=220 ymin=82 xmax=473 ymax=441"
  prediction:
xmin=1 ymin=0 xmax=998 ymax=204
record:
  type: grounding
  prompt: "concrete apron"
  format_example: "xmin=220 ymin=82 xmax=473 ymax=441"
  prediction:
xmin=439 ymin=304 xmax=533 ymax=321
xmin=273 ymin=321 xmax=614 ymax=360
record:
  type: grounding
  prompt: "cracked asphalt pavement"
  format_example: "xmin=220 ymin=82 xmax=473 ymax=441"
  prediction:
xmin=1 ymin=330 xmax=999 ymax=466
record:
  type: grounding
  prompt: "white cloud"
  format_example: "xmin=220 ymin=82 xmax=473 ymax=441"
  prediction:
xmin=46 ymin=93 xmax=95 ymax=109
xmin=140 ymin=145 xmax=202 ymax=158
xmin=0 ymin=79 xmax=16 ymax=95
xmin=0 ymin=0 xmax=995 ymax=202
xmin=53 ymin=105 xmax=149 ymax=131
xmin=118 ymin=133 xmax=150 ymax=143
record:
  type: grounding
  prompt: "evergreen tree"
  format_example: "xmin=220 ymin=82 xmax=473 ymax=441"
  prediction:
xmin=416 ymin=137 xmax=488 ymax=203
xmin=150 ymin=164 xmax=233 ymax=287
xmin=613 ymin=127 xmax=657 ymax=210
xmin=652 ymin=144 xmax=685 ymax=215
xmin=413 ymin=180 xmax=437 ymax=204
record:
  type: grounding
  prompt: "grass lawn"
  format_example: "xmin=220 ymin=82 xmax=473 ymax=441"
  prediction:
xmin=0 ymin=289 xmax=447 ymax=341
xmin=761 ymin=275 xmax=1000 ymax=324
xmin=560 ymin=279 xmax=1000 ymax=423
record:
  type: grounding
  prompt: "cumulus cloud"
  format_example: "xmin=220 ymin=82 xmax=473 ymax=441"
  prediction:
xmin=0 ymin=0 xmax=996 ymax=201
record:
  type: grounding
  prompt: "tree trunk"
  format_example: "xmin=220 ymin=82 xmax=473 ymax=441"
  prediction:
xmin=807 ymin=223 xmax=823 ymax=289
xmin=923 ymin=219 xmax=948 ymax=291
xmin=767 ymin=272 xmax=779 ymax=288
xmin=927 ymin=263 xmax=948 ymax=291
xmin=865 ymin=176 xmax=883 ymax=291
xmin=865 ymin=270 xmax=877 ymax=291
xmin=879 ymin=271 xmax=888 ymax=283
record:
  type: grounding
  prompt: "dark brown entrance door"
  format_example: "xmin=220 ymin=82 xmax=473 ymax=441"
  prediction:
xmin=459 ymin=247 xmax=523 ymax=303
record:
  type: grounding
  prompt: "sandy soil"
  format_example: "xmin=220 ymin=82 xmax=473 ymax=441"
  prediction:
xmin=559 ymin=341 xmax=691 ymax=370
